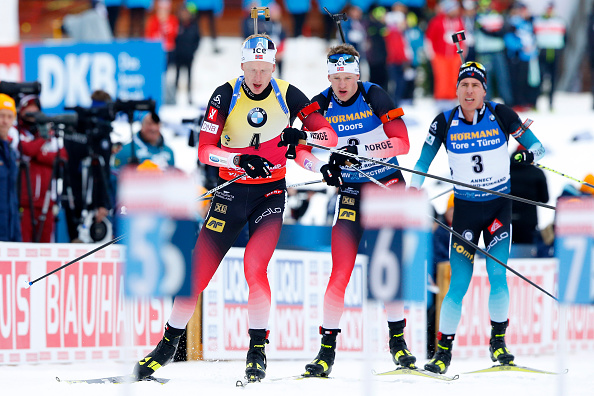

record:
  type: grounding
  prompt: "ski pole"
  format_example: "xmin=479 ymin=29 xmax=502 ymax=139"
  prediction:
xmin=196 ymin=174 xmax=245 ymax=201
xmin=451 ymin=30 xmax=466 ymax=63
xmin=430 ymin=188 xmax=453 ymax=201
xmin=287 ymin=179 xmax=324 ymax=188
xmin=28 ymin=233 xmax=127 ymax=287
xmin=534 ymin=163 xmax=594 ymax=190
xmin=305 ymin=142 xmax=556 ymax=210
xmin=323 ymin=7 xmax=348 ymax=44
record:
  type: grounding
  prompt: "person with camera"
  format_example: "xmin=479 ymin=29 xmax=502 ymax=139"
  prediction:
xmin=0 ymin=94 xmax=21 ymax=242
xmin=132 ymin=34 xmax=337 ymax=383
xmin=112 ymin=111 xmax=175 ymax=172
xmin=17 ymin=95 xmax=68 ymax=242
xmin=63 ymin=90 xmax=114 ymax=243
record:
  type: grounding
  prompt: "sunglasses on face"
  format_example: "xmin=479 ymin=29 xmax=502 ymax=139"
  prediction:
xmin=243 ymin=37 xmax=276 ymax=50
xmin=328 ymin=54 xmax=357 ymax=64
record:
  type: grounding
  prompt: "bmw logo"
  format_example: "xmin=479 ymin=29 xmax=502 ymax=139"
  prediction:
xmin=247 ymin=107 xmax=267 ymax=128
xmin=489 ymin=114 xmax=496 ymax=121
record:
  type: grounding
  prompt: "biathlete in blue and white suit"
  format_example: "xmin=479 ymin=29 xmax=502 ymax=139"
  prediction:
xmin=409 ymin=61 xmax=545 ymax=374
xmin=294 ymin=43 xmax=415 ymax=377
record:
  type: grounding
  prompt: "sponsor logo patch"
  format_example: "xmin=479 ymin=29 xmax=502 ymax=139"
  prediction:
xmin=451 ymin=120 xmax=459 ymax=126
xmin=342 ymin=196 xmax=355 ymax=206
xmin=425 ymin=133 xmax=435 ymax=145
xmin=488 ymin=218 xmax=503 ymax=234
xmin=265 ymin=189 xmax=283 ymax=197
xmin=338 ymin=209 xmax=356 ymax=221
xmin=207 ymin=107 xmax=218 ymax=122
xmin=214 ymin=203 xmax=227 ymax=214
xmin=247 ymin=107 xmax=267 ymax=128
xmin=206 ymin=217 xmax=226 ymax=232
xmin=462 ymin=230 xmax=474 ymax=241
xmin=201 ymin=121 xmax=219 ymax=134
xmin=385 ymin=178 xmax=400 ymax=187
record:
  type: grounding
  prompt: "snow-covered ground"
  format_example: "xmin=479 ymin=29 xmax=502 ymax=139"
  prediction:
xmin=119 ymin=36 xmax=594 ymax=229
xmin=10 ymin=36 xmax=591 ymax=396
xmin=2 ymin=350 xmax=590 ymax=396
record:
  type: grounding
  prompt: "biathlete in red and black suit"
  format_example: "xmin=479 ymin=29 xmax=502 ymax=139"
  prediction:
xmin=133 ymin=33 xmax=337 ymax=382
xmin=293 ymin=43 xmax=416 ymax=377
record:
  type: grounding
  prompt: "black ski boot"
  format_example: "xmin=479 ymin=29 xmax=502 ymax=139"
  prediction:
xmin=245 ymin=329 xmax=269 ymax=382
xmin=489 ymin=319 xmax=515 ymax=365
xmin=134 ymin=323 xmax=184 ymax=379
xmin=424 ymin=333 xmax=454 ymax=374
xmin=304 ymin=327 xmax=341 ymax=377
xmin=388 ymin=319 xmax=417 ymax=368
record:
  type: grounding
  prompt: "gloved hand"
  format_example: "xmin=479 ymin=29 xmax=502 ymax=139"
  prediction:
xmin=330 ymin=145 xmax=360 ymax=167
xmin=320 ymin=164 xmax=343 ymax=187
xmin=513 ymin=150 xmax=534 ymax=164
xmin=237 ymin=154 xmax=273 ymax=178
xmin=278 ymin=127 xmax=307 ymax=147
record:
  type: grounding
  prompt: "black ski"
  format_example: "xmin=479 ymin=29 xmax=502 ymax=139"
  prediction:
xmin=56 ymin=375 xmax=169 ymax=384
xmin=372 ymin=367 xmax=459 ymax=381
xmin=463 ymin=364 xmax=568 ymax=375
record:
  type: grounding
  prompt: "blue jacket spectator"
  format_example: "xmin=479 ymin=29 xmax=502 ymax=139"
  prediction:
xmin=0 ymin=94 xmax=21 ymax=242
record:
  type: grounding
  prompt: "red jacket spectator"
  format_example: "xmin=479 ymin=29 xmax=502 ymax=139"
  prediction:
xmin=18 ymin=95 xmax=68 ymax=242
xmin=425 ymin=0 xmax=466 ymax=101
xmin=145 ymin=1 xmax=179 ymax=53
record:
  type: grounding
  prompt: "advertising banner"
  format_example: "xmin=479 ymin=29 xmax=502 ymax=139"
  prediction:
xmin=0 ymin=45 xmax=21 ymax=82
xmin=22 ymin=40 xmax=164 ymax=113
xmin=0 ymin=243 xmax=171 ymax=365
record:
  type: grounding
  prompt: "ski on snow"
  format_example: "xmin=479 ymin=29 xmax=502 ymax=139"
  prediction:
xmin=463 ymin=364 xmax=568 ymax=375
xmin=56 ymin=375 xmax=170 ymax=384
xmin=372 ymin=367 xmax=459 ymax=381
xmin=236 ymin=374 xmax=331 ymax=387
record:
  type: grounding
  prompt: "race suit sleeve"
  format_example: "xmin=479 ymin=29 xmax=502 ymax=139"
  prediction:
xmin=410 ymin=113 xmax=447 ymax=189
xmin=355 ymin=84 xmax=410 ymax=158
xmin=496 ymin=103 xmax=545 ymax=162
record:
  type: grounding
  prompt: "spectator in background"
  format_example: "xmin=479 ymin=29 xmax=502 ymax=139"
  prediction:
xmin=474 ymin=0 xmax=513 ymax=105
xmin=534 ymin=2 xmax=566 ymax=111
xmin=104 ymin=0 xmax=123 ymax=35
xmin=174 ymin=3 xmax=200 ymax=104
xmin=17 ymin=95 xmax=68 ymax=242
xmin=146 ymin=0 xmax=179 ymax=66
xmin=63 ymin=90 xmax=114 ymax=243
xmin=461 ymin=0 xmax=477 ymax=61
xmin=186 ymin=0 xmax=223 ymax=53
xmin=510 ymin=145 xmax=549 ymax=245
xmin=385 ymin=3 xmax=412 ymax=108
xmin=112 ymin=112 xmax=175 ymax=172
xmin=0 ymin=94 xmax=21 ymax=242
xmin=62 ymin=4 xmax=113 ymax=42
xmin=402 ymin=10 xmax=424 ymax=104
xmin=425 ymin=0 xmax=465 ymax=109
xmin=283 ymin=0 xmax=311 ymax=37
xmin=128 ymin=0 xmax=154 ymax=38
xmin=103 ymin=0 xmax=154 ymax=38
xmin=366 ymin=6 xmax=389 ymax=90
xmin=342 ymin=5 xmax=367 ymax=55
xmin=505 ymin=2 xmax=539 ymax=111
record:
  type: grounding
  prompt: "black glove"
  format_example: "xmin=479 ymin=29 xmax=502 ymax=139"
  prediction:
xmin=237 ymin=154 xmax=273 ymax=178
xmin=330 ymin=145 xmax=360 ymax=167
xmin=320 ymin=164 xmax=343 ymax=187
xmin=513 ymin=150 xmax=534 ymax=164
xmin=278 ymin=127 xmax=307 ymax=147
